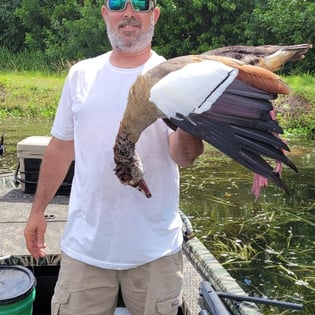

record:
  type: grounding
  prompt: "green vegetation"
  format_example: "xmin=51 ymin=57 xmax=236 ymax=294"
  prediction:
xmin=0 ymin=71 xmax=65 ymax=118
xmin=0 ymin=0 xmax=314 ymax=73
xmin=0 ymin=3 xmax=313 ymax=312
xmin=0 ymin=47 xmax=74 ymax=73
xmin=0 ymin=65 xmax=314 ymax=136
xmin=0 ymin=0 xmax=314 ymax=134
xmin=274 ymin=75 xmax=315 ymax=136
xmin=284 ymin=74 xmax=315 ymax=101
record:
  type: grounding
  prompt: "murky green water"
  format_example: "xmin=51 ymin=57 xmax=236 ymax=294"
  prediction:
xmin=1 ymin=117 xmax=314 ymax=314
xmin=180 ymin=138 xmax=315 ymax=315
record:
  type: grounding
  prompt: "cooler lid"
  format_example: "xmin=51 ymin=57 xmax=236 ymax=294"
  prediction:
xmin=0 ymin=265 xmax=35 ymax=305
xmin=17 ymin=136 xmax=51 ymax=157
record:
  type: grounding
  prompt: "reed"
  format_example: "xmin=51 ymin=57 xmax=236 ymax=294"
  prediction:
xmin=0 ymin=47 xmax=50 ymax=72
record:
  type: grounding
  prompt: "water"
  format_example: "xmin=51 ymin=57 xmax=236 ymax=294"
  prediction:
xmin=180 ymin=137 xmax=315 ymax=315
xmin=1 ymin=117 xmax=314 ymax=314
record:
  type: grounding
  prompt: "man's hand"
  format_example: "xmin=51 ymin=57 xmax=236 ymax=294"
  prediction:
xmin=24 ymin=211 xmax=47 ymax=259
xmin=169 ymin=128 xmax=204 ymax=167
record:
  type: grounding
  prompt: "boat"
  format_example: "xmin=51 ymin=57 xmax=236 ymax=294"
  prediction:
xmin=0 ymin=171 xmax=263 ymax=315
xmin=0 ymin=169 xmax=303 ymax=314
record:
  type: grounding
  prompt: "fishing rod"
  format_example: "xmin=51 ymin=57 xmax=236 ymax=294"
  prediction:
xmin=217 ymin=291 xmax=303 ymax=310
xmin=199 ymin=280 xmax=303 ymax=315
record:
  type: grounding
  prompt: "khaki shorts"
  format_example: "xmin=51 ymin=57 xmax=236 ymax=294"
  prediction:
xmin=51 ymin=251 xmax=183 ymax=315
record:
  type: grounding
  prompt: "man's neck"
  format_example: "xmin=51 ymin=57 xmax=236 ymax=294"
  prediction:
xmin=110 ymin=46 xmax=152 ymax=68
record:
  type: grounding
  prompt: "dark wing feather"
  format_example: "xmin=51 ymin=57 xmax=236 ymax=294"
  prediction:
xmin=231 ymin=126 xmax=289 ymax=152
xmin=201 ymin=79 xmax=283 ymax=133
xmin=168 ymin=79 xmax=298 ymax=193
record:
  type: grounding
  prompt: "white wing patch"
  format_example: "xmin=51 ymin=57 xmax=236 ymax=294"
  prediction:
xmin=149 ymin=60 xmax=238 ymax=118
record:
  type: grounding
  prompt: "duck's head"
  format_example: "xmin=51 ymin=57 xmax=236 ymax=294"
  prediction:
xmin=113 ymin=129 xmax=152 ymax=198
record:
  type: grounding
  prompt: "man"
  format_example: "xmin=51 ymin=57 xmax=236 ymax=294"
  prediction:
xmin=24 ymin=1 xmax=204 ymax=314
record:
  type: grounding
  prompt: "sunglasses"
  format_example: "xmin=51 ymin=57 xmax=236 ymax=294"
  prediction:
xmin=106 ymin=0 xmax=156 ymax=12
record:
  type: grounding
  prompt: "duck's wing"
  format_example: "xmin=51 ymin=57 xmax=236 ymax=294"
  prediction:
xmin=167 ymin=79 xmax=297 ymax=194
xmin=149 ymin=56 xmax=297 ymax=194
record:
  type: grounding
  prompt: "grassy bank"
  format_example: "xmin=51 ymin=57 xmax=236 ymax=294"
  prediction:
xmin=0 ymin=70 xmax=314 ymax=135
xmin=273 ymin=74 xmax=315 ymax=135
xmin=0 ymin=72 xmax=65 ymax=118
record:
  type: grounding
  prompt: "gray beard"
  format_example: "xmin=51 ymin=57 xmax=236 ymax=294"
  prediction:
xmin=106 ymin=18 xmax=155 ymax=53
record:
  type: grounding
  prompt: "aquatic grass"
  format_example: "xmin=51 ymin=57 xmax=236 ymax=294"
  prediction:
xmin=180 ymin=154 xmax=315 ymax=313
xmin=264 ymin=263 xmax=315 ymax=294
xmin=179 ymin=143 xmax=315 ymax=314
xmin=213 ymin=237 xmax=261 ymax=266
xmin=278 ymin=209 xmax=315 ymax=228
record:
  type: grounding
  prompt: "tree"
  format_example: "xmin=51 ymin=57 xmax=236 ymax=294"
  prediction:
xmin=15 ymin=0 xmax=109 ymax=62
xmin=44 ymin=0 xmax=109 ymax=61
xmin=0 ymin=0 xmax=25 ymax=51
xmin=245 ymin=0 xmax=315 ymax=73
xmin=154 ymin=0 xmax=260 ymax=58
xmin=2 ymin=0 xmax=314 ymax=73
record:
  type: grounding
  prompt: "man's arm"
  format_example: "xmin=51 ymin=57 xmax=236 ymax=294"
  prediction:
xmin=169 ymin=128 xmax=204 ymax=167
xmin=24 ymin=137 xmax=74 ymax=258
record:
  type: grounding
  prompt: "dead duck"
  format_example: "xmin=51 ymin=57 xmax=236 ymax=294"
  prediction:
xmin=113 ymin=54 xmax=301 ymax=198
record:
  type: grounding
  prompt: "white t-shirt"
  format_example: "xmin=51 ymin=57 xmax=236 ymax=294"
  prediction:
xmin=51 ymin=51 xmax=183 ymax=269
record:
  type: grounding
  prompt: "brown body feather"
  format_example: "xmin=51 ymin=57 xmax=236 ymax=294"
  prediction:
xmin=199 ymin=55 xmax=291 ymax=94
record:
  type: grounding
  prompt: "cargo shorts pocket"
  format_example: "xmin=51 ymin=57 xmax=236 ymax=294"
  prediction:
xmin=51 ymin=283 xmax=71 ymax=315
xmin=156 ymin=295 xmax=182 ymax=315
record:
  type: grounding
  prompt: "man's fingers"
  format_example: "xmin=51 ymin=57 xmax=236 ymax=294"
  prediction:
xmin=24 ymin=226 xmax=47 ymax=259
xmin=36 ymin=227 xmax=46 ymax=248
xmin=36 ymin=230 xmax=47 ymax=258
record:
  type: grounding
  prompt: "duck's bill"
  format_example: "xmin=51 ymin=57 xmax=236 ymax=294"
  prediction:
xmin=134 ymin=178 xmax=152 ymax=198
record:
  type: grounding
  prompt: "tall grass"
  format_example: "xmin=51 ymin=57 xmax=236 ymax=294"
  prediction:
xmin=0 ymin=47 xmax=49 ymax=72
xmin=0 ymin=47 xmax=72 ymax=73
